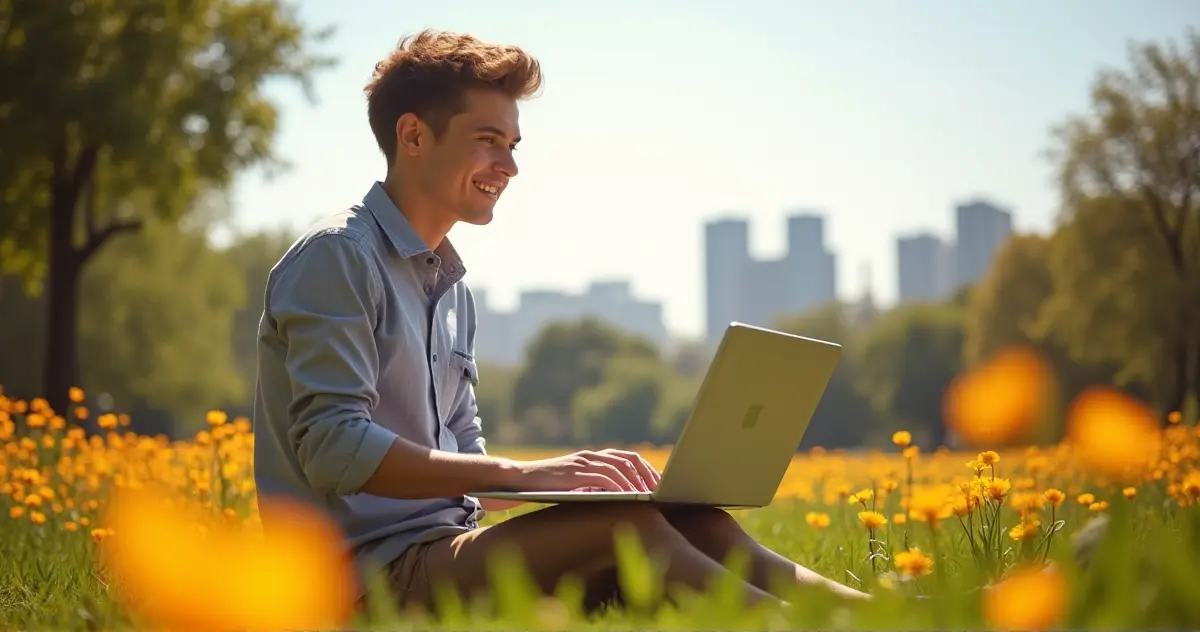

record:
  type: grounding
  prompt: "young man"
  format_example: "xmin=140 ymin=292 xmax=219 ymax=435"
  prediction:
xmin=252 ymin=29 xmax=868 ymax=616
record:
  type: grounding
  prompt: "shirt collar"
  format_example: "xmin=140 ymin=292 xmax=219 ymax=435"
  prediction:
xmin=361 ymin=181 xmax=468 ymax=284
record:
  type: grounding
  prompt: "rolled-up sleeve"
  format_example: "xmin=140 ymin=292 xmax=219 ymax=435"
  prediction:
xmin=267 ymin=232 xmax=399 ymax=496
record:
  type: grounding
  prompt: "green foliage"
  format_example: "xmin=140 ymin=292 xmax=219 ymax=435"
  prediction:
xmin=571 ymin=354 xmax=666 ymax=444
xmin=853 ymin=303 xmax=965 ymax=447
xmin=777 ymin=303 xmax=882 ymax=449
xmin=77 ymin=218 xmax=246 ymax=429
xmin=0 ymin=0 xmax=333 ymax=274
xmin=963 ymin=234 xmax=1054 ymax=367
xmin=512 ymin=318 xmax=658 ymax=426
xmin=0 ymin=0 xmax=334 ymax=411
xmin=1040 ymin=28 xmax=1200 ymax=414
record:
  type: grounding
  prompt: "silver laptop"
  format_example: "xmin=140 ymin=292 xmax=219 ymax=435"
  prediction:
xmin=470 ymin=322 xmax=841 ymax=509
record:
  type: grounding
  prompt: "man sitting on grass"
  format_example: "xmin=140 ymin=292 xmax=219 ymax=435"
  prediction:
xmin=250 ymin=28 xmax=869 ymax=615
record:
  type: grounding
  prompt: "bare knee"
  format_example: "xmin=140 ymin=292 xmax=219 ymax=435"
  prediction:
xmin=662 ymin=506 xmax=744 ymax=557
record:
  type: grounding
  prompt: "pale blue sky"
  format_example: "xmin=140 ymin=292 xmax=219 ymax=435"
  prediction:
xmin=226 ymin=0 xmax=1196 ymax=338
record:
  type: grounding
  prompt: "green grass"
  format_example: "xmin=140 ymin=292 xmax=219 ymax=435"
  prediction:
xmin=5 ymin=493 xmax=1200 ymax=631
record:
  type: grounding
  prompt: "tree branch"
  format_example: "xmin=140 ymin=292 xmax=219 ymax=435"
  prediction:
xmin=77 ymin=218 xmax=143 ymax=264
xmin=1137 ymin=183 xmax=1185 ymax=272
xmin=70 ymin=145 xmax=99 ymax=199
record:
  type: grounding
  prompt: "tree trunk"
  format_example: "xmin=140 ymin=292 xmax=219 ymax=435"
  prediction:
xmin=1166 ymin=340 xmax=1189 ymax=423
xmin=42 ymin=186 xmax=81 ymax=416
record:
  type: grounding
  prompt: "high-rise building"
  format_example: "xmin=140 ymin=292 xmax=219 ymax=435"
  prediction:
xmin=704 ymin=218 xmax=751 ymax=341
xmin=704 ymin=212 xmax=838 ymax=343
xmin=954 ymin=199 xmax=1013 ymax=290
xmin=896 ymin=232 xmax=953 ymax=303
xmin=784 ymin=213 xmax=837 ymax=314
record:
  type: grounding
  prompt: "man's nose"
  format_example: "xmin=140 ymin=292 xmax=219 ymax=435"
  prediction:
xmin=495 ymin=151 xmax=518 ymax=178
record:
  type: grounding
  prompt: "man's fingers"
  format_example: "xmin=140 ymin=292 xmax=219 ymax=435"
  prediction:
xmin=576 ymin=473 xmax=623 ymax=492
xmin=592 ymin=453 xmax=650 ymax=492
xmin=601 ymin=449 xmax=659 ymax=490
xmin=587 ymin=459 xmax=638 ymax=492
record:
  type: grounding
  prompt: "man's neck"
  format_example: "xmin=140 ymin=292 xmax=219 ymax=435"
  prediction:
xmin=382 ymin=174 xmax=453 ymax=251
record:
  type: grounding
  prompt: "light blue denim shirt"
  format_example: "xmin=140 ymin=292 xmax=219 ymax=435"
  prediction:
xmin=252 ymin=181 xmax=486 ymax=596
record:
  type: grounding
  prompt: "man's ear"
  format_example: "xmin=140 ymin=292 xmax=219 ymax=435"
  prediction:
xmin=396 ymin=112 xmax=425 ymax=157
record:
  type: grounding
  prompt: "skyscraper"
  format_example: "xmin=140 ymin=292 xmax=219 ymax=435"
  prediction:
xmin=896 ymin=232 xmax=953 ymax=303
xmin=704 ymin=218 xmax=751 ymax=341
xmin=954 ymin=200 xmax=1013 ymax=290
xmin=785 ymin=213 xmax=837 ymax=314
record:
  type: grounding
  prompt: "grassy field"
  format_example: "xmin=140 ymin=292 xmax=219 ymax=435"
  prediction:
xmin=2 ymin=385 xmax=1200 ymax=630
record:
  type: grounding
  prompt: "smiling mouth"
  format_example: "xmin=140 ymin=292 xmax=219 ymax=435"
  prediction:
xmin=473 ymin=181 xmax=501 ymax=199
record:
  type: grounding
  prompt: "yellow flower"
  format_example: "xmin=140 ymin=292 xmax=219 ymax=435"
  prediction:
xmin=857 ymin=511 xmax=887 ymax=530
xmin=97 ymin=414 xmax=119 ymax=431
xmin=29 ymin=511 xmax=46 ymax=525
xmin=1008 ymin=519 xmax=1040 ymax=541
xmin=1076 ymin=493 xmax=1095 ymax=506
xmin=206 ymin=410 xmax=228 ymax=427
xmin=986 ymin=479 xmax=1011 ymax=502
xmin=894 ymin=547 xmax=933 ymax=578
xmin=1122 ymin=487 xmax=1137 ymax=500
xmin=902 ymin=446 xmax=919 ymax=460
xmin=805 ymin=512 xmax=830 ymax=528
xmin=893 ymin=512 xmax=907 ymax=525
xmin=9 ymin=506 xmax=25 ymax=519
xmin=848 ymin=489 xmax=873 ymax=505
xmin=1010 ymin=492 xmax=1044 ymax=515
xmin=892 ymin=431 xmax=912 ymax=448
xmin=977 ymin=451 xmax=1000 ymax=467
xmin=68 ymin=387 xmax=85 ymax=403
xmin=1088 ymin=501 xmax=1109 ymax=512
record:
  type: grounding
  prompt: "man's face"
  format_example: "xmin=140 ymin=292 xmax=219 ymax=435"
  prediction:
xmin=415 ymin=89 xmax=521 ymax=227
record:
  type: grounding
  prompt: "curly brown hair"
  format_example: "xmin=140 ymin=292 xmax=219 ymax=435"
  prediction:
xmin=364 ymin=29 xmax=543 ymax=165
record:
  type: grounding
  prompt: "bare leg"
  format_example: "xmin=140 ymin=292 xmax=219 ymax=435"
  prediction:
xmin=660 ymin=505 xmax=870 ymax=600
xmin=398 ymin=502 xmax=784 ymax=615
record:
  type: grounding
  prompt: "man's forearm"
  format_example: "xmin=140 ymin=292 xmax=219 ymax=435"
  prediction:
xmin=357 ymin=436 xmax=523 ymax=499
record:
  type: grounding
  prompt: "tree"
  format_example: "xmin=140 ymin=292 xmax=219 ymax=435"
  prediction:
xmin=78 ymin=217 xmax=246 ymax=432
xmin=0 ymin=0 xmax=333 ymax=413
xmin=964 ymin=234 xmax=1055 ymax=366
xmin=512 ymin=318 xmax=658 ymax=440
xmin=220 ymin=226 xmax=296 ymax=403
xmin=1040 ymin=28 xmax=1200 ymax=415
xmin=571 ymin=354 xmax=665 ymax=444
xmin=853 ymin=303 xmax=965 ymax=447
xmin=776 ymin=303 xmax=881 ymax=449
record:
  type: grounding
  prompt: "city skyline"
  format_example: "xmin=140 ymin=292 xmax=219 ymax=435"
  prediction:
xmin=467 ymin=196 xmax=1015 ymax=363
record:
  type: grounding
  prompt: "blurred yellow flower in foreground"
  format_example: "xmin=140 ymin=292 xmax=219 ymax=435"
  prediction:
xmin=983 ymin=565 xmax=1067 ymax=630
xmin=99 ymin=485 xmax=356 ymax=632
xmin=1066 ymin=387 xmax=1162 ymax=483
xmin=943 ymin=347 xmax=1054 ymax=448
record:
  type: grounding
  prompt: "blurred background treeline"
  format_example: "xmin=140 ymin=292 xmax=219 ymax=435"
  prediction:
xmin=1 ymin=3 xmax=1197 ymax=448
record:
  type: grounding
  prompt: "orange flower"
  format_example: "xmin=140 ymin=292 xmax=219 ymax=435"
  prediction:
xmin=100 ymin=485 xmax=356 ymax=632
xmin=943 ymin=347 xmax=1054 ymax=447
xmin=1066 ymin=388 xmax=1162 ymax=483
xmin=984 ymin=565 xmax=1067 ymax=630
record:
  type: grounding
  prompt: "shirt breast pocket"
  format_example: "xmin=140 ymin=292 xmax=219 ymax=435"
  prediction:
xmin=450 ymin=350 xmax=479 ymax=389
